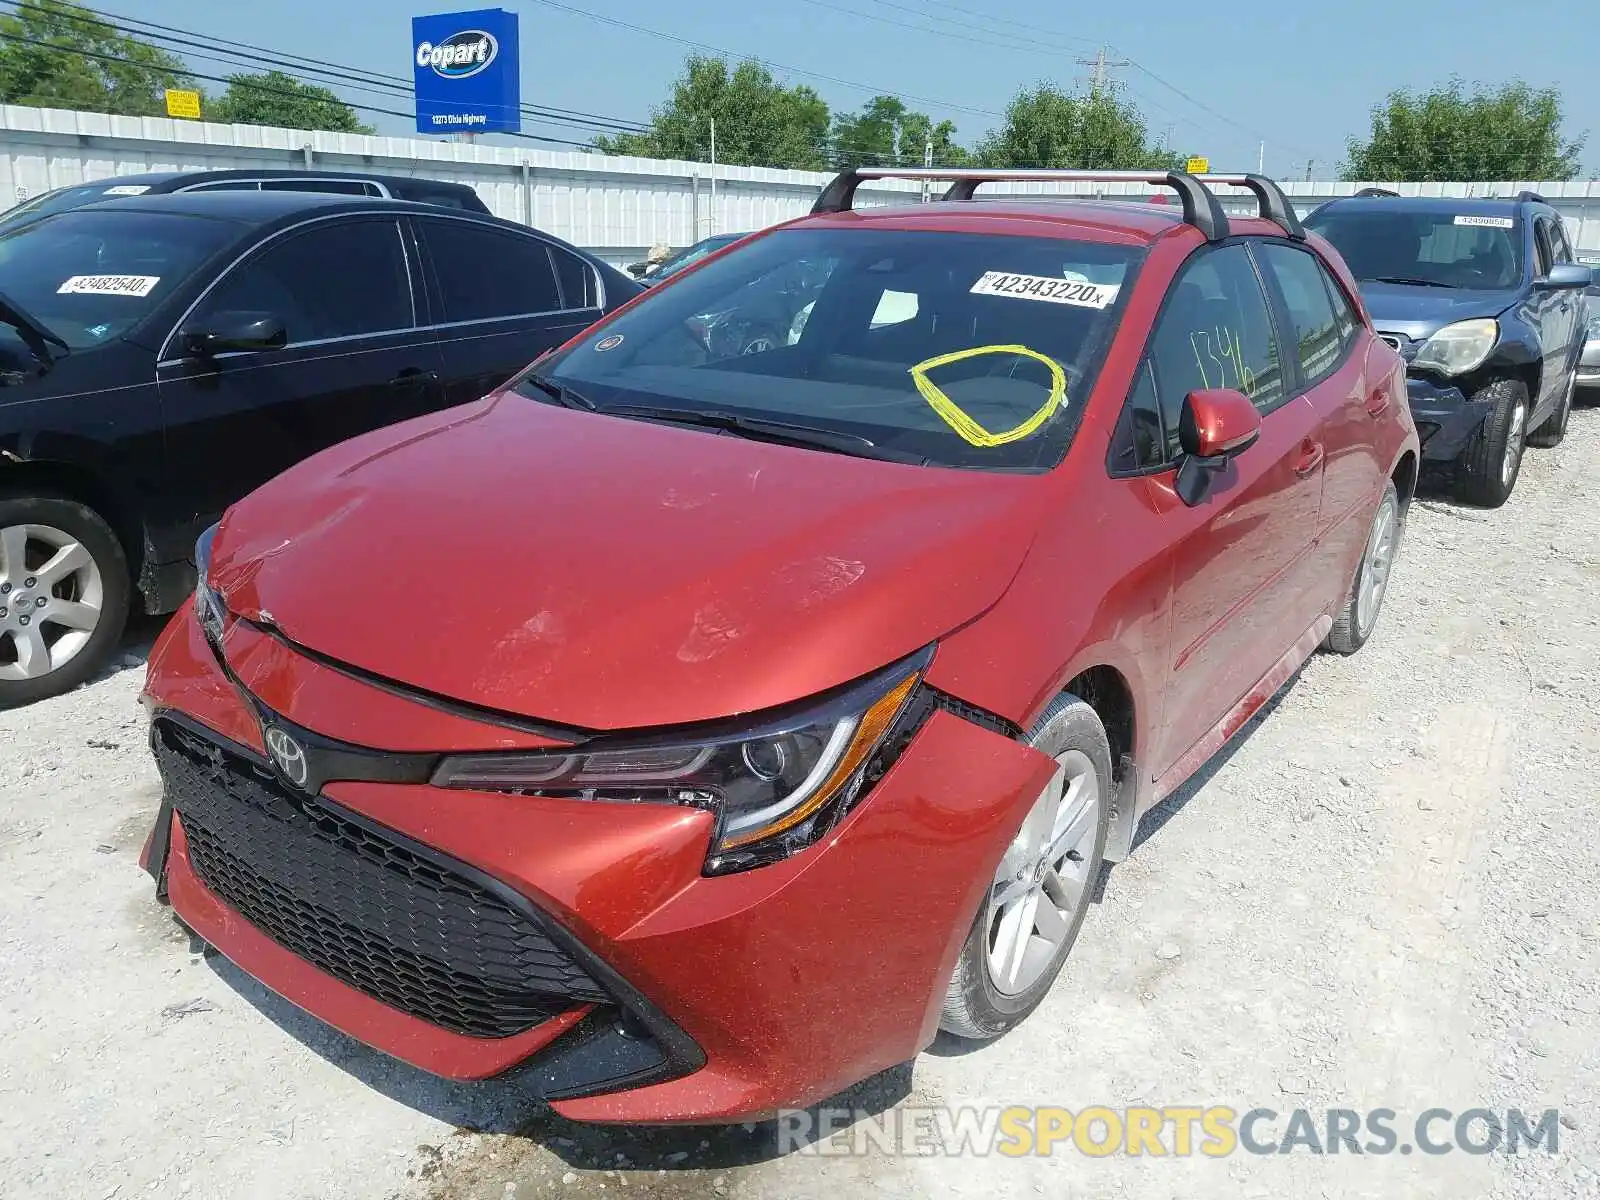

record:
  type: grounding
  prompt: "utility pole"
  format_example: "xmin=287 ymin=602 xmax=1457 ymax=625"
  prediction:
xmin=921 ymin=137 xmax=933 ymax=203
xmin=708 ymin=117 xmax=717 ymax=236
xmin=1074 ymin=45 xmax=1131 ymax=97
xmin=1257 ymin=141 xmax=1265 ymax=173
xmin=1305 ymin=158 xmax=1314 ymax=182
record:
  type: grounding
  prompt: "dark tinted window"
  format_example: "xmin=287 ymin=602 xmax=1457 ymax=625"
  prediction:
xmin=191 ymin=217 xmax=412 ymax=344
xmin=1110 ymin=358 xmax=1164 ymax=472
xmin=1321 ymin=262 xmax=1360 ymax=346
xmin=418 ymin=218 xmax=561 ymax=321
xmin=551 ymin=245 xmax=599 ymax=309
xmin=0 ymin=209 xmax=236 ymax=350
xmin=1260 ymin=243 xmax=1345 ymax=388
xmin=261 ymin=179 xmax=379 ymax=196
xmin=1142 ymin=244 xmax=1285 ymax=456
xmin=1534 ymin=221 xmax=1554 ymax=275
xmin=1546 ymin=218 xmax=1572 ymax=265
xmin=0 ymin=182 xmax=157 ymax=234
xmin=183 ymin=181 xmax=260 ymax=193
xmin=536 ymin=226 xmax=1140 ymax=472
xmin=1306 ymin=207 xmax=1522 ymax=289
xmin=399 ymin=188 xmax=470 ymax=209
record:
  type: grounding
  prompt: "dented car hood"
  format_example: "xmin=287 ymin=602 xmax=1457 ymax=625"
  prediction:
xmin=209 ymin=392 xmax=1047 ymax=731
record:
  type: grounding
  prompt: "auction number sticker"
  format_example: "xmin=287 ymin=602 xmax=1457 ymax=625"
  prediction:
xmin=971 ymin=271 xmax=1118 ymax=308
xmin=102 ymin=184 xmax=151 ymax=196
xmin=57 ymin=274 xmax=161 ymax=297
xmin=1454 ymin=215 xmax=1514 ymax=229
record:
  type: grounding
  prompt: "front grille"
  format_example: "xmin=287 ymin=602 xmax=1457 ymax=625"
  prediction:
xmin=154 ymin=718 xmax=607 ymax=1038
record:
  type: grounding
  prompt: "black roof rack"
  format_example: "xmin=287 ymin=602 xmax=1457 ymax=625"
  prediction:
xmin=1515 ymin=189 xmax=1548 ymax=204
xmin=1194 ymin=173 xmax=1305 ymax=239
xmin=1354 ymin=186 xmax=1401 ymax=198
xmin=809 ymin=166 xmax=1233 ymax=241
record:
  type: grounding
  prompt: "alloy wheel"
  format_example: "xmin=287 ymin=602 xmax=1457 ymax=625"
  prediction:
xmin=984 ymin=749 xmax=1101 ymax=997
xmin=1501 ymin=400 xmax=1527 ymax=486
xmin=1355 ymin=493 xmax=1398 ymax=636
xmin=0 ymin=523 xmax=105 ymax=682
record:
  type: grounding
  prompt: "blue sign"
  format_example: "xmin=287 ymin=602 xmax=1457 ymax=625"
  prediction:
xmin=412 ymin=8 xmax=521 ymax=135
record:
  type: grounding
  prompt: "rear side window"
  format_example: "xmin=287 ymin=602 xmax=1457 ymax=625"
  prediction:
xmin=417 ymin=218 xmax=561 ymax=322
xmin=550 ymin=245 xmax=599 ymax=310
xmin=1259 ymin=243 xmax=1347 ymax=389
xmin=260 ymin=179 xmax=380 ymax=196
xmin=1545 ymin=218 xmax=1573 ymax=265
xmin=1134 ymin=243 xmax=1285 ymax=463
xmin=191 ymin=217 xmax=413 ymax=344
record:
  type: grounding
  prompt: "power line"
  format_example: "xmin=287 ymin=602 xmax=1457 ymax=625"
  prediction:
xmin=518 ymin=0 xmax=1005 ymax=119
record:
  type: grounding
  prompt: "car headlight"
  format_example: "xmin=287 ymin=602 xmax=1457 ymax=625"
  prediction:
xmin=1411 ymin=318 xmax=1499 ymax=376
xmin=193 ymin=523 xmax=227 ymax=648
xmin=432 ymin=648 xmax=934 ymax=875
xmin=1586 ymin=312 xmax=1600 ymax=340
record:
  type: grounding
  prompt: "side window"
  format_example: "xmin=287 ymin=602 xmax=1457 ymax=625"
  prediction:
xmin=1321 ymin=265 xmax=1360 ymax=348
xmin=549 ymin=244 xmax=600 ymax=310
xmin=183 ymin=181 xmax=259 ymax=192
xmin=189 ymin=218 xmax=412 ymax=345
xmin=1135 ymin=243 xmax=1285 ymax=463
xmin=418 ymin=218 xmax=562 ymax=322
xmin=261 ymin=179 xmax=378 ymax=196
xmin=1258 ymin=243 xmax=1344 ymax=389
xmin=1548 ymin=218 xmax=1573 ymax=264
xmin=1534 ymin=221 xmax=1554 ymax=276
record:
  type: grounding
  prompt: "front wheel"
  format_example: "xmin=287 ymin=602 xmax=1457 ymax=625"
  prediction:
xmin=1324 ymin=481 xmax=1401 ymax=656
xmin=0 ymin=494 xmax=130 ymax=710
xmin=939 ymin=693 xmax=1111 ymax=1041
xmin=1455 ymin=378 xmax=1528 ymax=507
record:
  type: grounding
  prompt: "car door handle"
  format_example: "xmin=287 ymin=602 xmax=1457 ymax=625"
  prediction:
xmin=1293 ymin=439 xmax=1325 ymax=477
xmin=1366 ymin=388 xmax=1392 ymax=417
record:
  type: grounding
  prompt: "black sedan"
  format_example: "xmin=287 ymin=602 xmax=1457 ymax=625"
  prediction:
xmin=0 ymin=189 xmax=638 ymax=707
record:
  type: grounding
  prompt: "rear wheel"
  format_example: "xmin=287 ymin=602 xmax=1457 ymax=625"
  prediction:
xmin=1324 ymin=482 xmax=1400 ymax=656
xmin=939 ymin=693 xmax=1110 ymax=1041
xmin=1527 ymin=371 xmax=1574 ymax=448
xmin=0 ymin=494 xmax=130 ymax=710
xmin=1455 ymin=377 xmax=1528 ymax=508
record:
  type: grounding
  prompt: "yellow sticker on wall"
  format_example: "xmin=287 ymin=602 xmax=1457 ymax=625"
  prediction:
xmin=908 ymin=344 xmax=1066 ymax=448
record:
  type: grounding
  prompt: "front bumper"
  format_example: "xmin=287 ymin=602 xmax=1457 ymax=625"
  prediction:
xmin=140 ymin=602 xmax=1057 ymax=1123
xmin=1405 ymin=376 xmax=1491 ymax=462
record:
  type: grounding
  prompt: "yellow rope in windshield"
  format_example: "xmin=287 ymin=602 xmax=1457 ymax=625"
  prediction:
xmin=907 ymin=344 xmax=1066 ymax=448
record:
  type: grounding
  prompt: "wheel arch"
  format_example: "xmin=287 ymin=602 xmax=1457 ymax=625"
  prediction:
xmin=1051 ymin=663 xmax=1142 ymax=864
xmin=0 ymin=458 xmax=143 ymax=591
xmin=1389 ymin=448 xmax=1418 ymax=512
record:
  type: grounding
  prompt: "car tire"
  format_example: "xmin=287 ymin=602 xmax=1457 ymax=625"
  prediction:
xmin=1455 ymin=377 xmax=1529 ymax=508
xmin=1323 ymin=481 xmax=1401 ymax=656
xmin=0 ymin=493 xmax=130 ymax=710
xmin=1527 ymin=371 xmax=1574 ymax=448
xmin=939 ymin=692 xmax=1111 ymax=1042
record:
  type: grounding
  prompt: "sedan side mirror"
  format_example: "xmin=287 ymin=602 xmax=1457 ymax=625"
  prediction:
xmin=625 ymin=261 xmax=649 ymax=278
xmin=181 ymin=311 xmax=287 ymax=359
xmin=1175 ymin=388 xmax=1262 ymax=506
xmin=1536 ymin=263 xmax=1593 ymax=290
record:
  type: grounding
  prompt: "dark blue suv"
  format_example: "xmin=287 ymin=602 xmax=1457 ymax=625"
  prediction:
xmin=1305 ymin=190 xmax=1589 ymax=506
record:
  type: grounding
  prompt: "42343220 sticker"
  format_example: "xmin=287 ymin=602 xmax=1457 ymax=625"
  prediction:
xmin=970 ymin=271 xmax=1119 ymax=309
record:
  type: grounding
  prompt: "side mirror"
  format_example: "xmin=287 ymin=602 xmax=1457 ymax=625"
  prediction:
xmin=1536 ymin=263 xmax=1593 ymax=290
xmin=1175 ymin=388 xmax=1261 ymax=506
xmin=625 ymin=261 xmax=649 ymax=278
xmin=181 ymin=311 xmax=287 ymax=359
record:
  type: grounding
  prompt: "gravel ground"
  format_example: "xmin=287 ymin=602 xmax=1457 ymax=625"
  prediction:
xmin=2 ymin=409 xmax=1597 ymax=1200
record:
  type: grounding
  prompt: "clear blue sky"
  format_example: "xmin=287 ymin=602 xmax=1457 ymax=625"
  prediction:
xmin=124 ymin=0 xmax=1594 ymax=178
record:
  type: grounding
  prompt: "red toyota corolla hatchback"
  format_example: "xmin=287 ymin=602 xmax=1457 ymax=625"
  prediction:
xmin=140 ymin=169 xmax=1418 ymax=1124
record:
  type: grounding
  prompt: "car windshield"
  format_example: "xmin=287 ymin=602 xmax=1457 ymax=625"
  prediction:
xmin=530 ymin=226 xmax=1140 ymax=471
xmin=653 ymin=235 xmax=741 ymax=280
xmin=0 ymin=208 xmax=239 ymax=351
xmin=0 ymin=182 xmax=160 ymax=235
xmin=1305 ymin=208 xmax=1522 ymax=289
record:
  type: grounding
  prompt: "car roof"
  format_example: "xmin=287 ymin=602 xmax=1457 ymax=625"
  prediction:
xmin=795 ymin=198 xmax=1283 ymax=246
xmin=1313 ymin=194 xmax=1543 ymax=218
xmin=68 ymin=189 xmax=512 ymax=229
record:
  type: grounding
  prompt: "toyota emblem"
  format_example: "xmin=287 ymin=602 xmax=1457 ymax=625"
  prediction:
xmin=264 ymin=727 xmax=309 ymax=789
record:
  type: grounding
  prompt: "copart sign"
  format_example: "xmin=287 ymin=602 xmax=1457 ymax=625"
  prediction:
xmin=410 ymin=7 xmax=522 ymax=135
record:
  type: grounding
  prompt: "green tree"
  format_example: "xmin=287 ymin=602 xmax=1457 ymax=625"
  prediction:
xmin=976 ymin=83 xmax=1183 ymax=171
xmin=210 ymin=70 xmax=373 ymax=134
xmin=0 ymin=0 xmax=194 ymax=117
xmin=594 ymin=56 xmax=830 ymax=169
xmin=830 ymin=94 xmax=968 ymax=167
xmin=1343 ymin=79 xmax=1585 ymax=181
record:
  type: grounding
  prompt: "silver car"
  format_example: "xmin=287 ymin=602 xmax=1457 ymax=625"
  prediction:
xmin=1578 ymin=252 xmax=1600 ymax=390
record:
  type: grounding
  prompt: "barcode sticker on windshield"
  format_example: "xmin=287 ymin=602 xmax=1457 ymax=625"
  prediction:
xmin=1454 ymin=215 xmax=1514 ymax=229
xmin=102 ymin=185 xmax=151 ymax=196
xmin=57 ymin=274 xmax=160 ymax=297
xmin=971 ymin=271 xmax=1118 ymax=308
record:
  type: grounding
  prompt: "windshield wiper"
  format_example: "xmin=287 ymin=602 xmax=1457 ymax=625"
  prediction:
xmin=520 ymin=372 xmax=598 ymax=410
xmin=0 ymin=286 xmax=68 ymax=366
xmin=599 ymin=403 xmax=928 ymax=463
xmin=1370 ymin=275 xmax=1458 ymax=288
